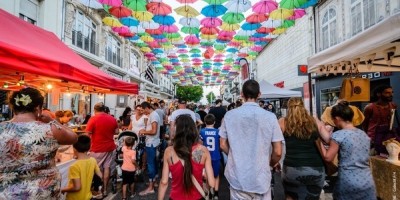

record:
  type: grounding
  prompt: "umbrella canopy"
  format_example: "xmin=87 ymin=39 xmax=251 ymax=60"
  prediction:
xmin=201 ymin=5 xmax=227 ymax=17
xmin=120 ymin=17 xmax=139 ymax=26
xmin=241 ymin=22 xmax=262 ymax=30
xmin=222 ymin=12 xmax=245 ymax=24
xmin=179 ymin=17 xmax=200 ymax=27
xmin=270 ymin=8 xmax=294 ymax=20
xmin=181 ymin=26 xmax=200 ymax=34
xmin=102 ymin=16 xmax=123 ymax=27
xmin=288 ymin=9 xmax=306 ymax=20
xmin=252 ymin=0 xmax=278 ymax=14
xmin=146 ymin=2 xmax=172 ymax=15
xmin=109 ymin=6 xmax=132 ymax=18
xmin=246 ymin=13 xmax=268 ymax=23
xmin=279 ymin=0 xmax=308 ymax=9
xmin=98 ymin=0 xmax=122 ymax=7
xmin=126 ymin=0 xmax=147 ymax=11
xmin=225 ymin=0 xmax=252 ymax=13
xmin=133 ymin=11 xmax=154 ymax=21
xmin=201 ymin=17 xmax=223 ymax=27
xmin=152 ymin=15 xmax=175 ymax=25
xmin=174 ymin=5 xmax=200 ymax=17
xmin=203 ymin=0 xmax=228 ymax=4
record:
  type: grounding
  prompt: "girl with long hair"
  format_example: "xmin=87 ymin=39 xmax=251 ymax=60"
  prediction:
xmin=278 ymin=97 xmax=325 ymax=200
xmin=158 ymin=115 xmax=215 ymax=200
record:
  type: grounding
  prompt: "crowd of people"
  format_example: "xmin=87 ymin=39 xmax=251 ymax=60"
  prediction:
xmin=0 ymin=80 xmax=397 ymax=200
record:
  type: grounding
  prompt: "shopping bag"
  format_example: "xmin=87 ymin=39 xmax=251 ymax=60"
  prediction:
xmin=339 ymin=78 xmax=370 ymax=102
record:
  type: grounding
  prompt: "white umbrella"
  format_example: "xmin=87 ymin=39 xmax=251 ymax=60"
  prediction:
xmin=140 ymin=20 xmax=160 ymax=29
xmin=236 ymin=30 xmax=256 ymax=37
xmin=262 ymin=19 xmax=282 ymax=28
xmin=225 ymin=0 xmax=252 ymax=13
xmin=129 ymin=26 xmax=145 ymax=33
xmin=79 ymin=0 xmax=103 ymax=9
xmin=179 ymin=17 xmax=200 ymax=28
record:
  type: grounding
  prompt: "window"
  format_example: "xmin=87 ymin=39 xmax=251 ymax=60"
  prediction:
xmin=19 ymin=0 xmax=38 ymax=25
xmin=73 ymin=10 xmax=98 ymax=55
xmin=129 ymin=50 xmax=140 ymax=75
xmin=351 ymin=0 xmax=376 ymax=36
xmin=106 ymin=34 xmax=122 ymax=66
xmin=321 ymin=8 xmax=337 ymax=50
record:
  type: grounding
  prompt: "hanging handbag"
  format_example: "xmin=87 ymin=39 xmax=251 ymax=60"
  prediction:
xmin=339 ymin=68 xmax=370 ymax=102
xmin=315 ymin=138 xmax=338 ymax=176
xmin=179 ymin=159 xmax=211 ymax=200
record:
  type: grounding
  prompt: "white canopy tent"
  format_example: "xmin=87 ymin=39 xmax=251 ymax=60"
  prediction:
xmin=308 ymin=13 xmax=400 ymax=74
xmin=259 ymin=80 xmax=302 ymax=99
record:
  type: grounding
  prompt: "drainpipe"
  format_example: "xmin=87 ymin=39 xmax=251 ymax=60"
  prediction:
xmin=308 ymin=4 xmax=319 ymax=115
xmin=61 ymin=0 xmax=66 ymax=41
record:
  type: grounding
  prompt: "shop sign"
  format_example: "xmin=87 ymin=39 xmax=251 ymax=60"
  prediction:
xmin=274 ymin=81 xmax=284 ymax=88
xmin=298 ymin=65 xmax=308 ymax=76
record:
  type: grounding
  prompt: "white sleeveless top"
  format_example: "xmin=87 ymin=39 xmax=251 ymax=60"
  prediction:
xmin=130 ymin=114 xmax=147 ymax=135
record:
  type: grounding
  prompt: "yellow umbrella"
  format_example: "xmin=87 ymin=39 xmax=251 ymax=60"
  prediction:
xmin=270 ymin=8 xmax=294 ymax=20
xmin=200 ymin=34 xmax=217 ymax=40
xmin=170 ymin=37 xmax=183 ymax=42
xmin=220 ymin=22 xmax=240 ymax=31
xmin=102 ymin=17 xmax=123 ymax=27
xmin=174 ymin=5 xmax=200 ymax=17
xmin=246 ymin=55 xmax=256 ymax=60
xmin=272 ymin=27 xmax=287 ymax=34
xmin=163 ymin=44 xmax=174 ymax=49
xmin=140 ymin=35 xmax=154 ymax=42
xmin=140 ymin=47 xmax=152 ymax=52
xmin=133 ymin=11 xmax=154 ymax=21
xmin=215 ymin=49 xmax=225 ymax=54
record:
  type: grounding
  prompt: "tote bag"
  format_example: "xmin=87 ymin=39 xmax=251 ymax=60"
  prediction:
xmin=339 ymin=78 xmax=370 ymax=102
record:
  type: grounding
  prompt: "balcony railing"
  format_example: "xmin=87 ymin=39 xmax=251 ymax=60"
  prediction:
xmin=105 ymin=48 xmax=122 ymax=67
xmin=72 ymin=29 xmax=99 ymax=56
xmin=161 ymin=87 xmax=173 ymax=95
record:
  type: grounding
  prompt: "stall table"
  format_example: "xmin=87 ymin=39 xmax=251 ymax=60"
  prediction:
xmin=370 ymin=156 xmax=400 ymax=200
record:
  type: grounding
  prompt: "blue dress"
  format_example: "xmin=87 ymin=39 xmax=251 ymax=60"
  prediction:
xmin=331 ymin=128 xmax=376 ymax=200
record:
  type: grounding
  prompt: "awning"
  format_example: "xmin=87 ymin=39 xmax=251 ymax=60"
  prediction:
xmin=308 ymin=13 xmax=400 ymax=74
xmin=0 ymin=9 xmax=138 ymax=94
xmin=259 ymin=80 xmax=302 ymax=99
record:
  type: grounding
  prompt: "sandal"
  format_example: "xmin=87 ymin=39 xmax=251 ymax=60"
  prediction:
xmin=139 ymin=189 xmax=155 ymax=196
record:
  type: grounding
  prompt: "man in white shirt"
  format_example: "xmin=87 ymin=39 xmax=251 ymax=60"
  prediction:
xmin=169 ymin=98 xmax=197 ymax=138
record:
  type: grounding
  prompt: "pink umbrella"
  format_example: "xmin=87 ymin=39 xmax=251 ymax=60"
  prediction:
xmin=200 ymin=27 xmax=220 ymax=35
xmin=172 ymin=62 xmax=181 ymax=66
xmin=193 ymin=62 xmax=202 ymax=66
xmin=192 ymin=58 xmax=202 ymax=62
xmin=168 ymin=54 xmax=178 ymax=58
xmin=218 ymin=35 xmax=232 ymax=41
xmin=148 ymin=57 xmax=158 ymax=61
xmin=148 ymin=41 xmax=161 ymax=48
xmin=214 ymin=59 xmax=224 ymax=62
xmin=99 ymin=0 xmax=122 ymax=7
xmin=249 ymin=37 xmax=263 ymax=42
xmin=112 ymin=26 xmax=130 ymax=34
xmin=257 ymin=27 xmax=275 ymax=34
xmin=177 ymin=49 xmax=188 ymax=53
xmin=146 ymin=29 xmax=163 ymax=35
xmin=219 ymin=30 xmax=236 ymax=37
xmin=215 ymin=54 xmax=225 ymax=58
xmin=288 ymin=9 xmax=306 ymax=20
xmin=164 ymin=65 xmax=174 ymax=70
xmin=201 ymin=17 xmax=223 ymax=27
xmin=252 ymin=0 xmax=278 ymax=14
xmin=184 ymin=35 xmax=200 ymax=45
xmin=159 ymin=25 xmax=179 ymax=33
xmin=228 ymin=41 xmax=241 ymax=47
xmin=251 ymin=46 xmax=263 ymax=52
xmin=155 ymin=38 xmax=168 ymax=42
xmin=145 ymin=52 xmax=155 ymax=57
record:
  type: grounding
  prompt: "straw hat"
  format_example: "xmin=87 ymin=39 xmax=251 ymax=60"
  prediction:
xmin=321 ymin=105 xmax=365 ymax=127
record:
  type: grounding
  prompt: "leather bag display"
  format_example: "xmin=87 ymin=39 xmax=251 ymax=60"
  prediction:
xmin=339 ymin=77 xmax=370 ymax=102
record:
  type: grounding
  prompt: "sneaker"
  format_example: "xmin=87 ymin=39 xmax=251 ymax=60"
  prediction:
xmin=138 ymin=189 xmax=155 ymax=196
xmin=130 ymin=193 xmax=136 ymax=199
xmin=91 ymin=193 xmax=103 ymax=199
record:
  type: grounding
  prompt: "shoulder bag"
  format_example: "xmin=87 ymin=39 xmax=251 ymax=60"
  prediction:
xmin=179 ymin=159 xmax=210 ymax=200
xmin=315 ymin=138 xmax=338 ymax=176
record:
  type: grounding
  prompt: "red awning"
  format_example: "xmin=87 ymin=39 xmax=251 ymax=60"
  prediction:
xmin=0 ymin=9 xmax=138 ymax=94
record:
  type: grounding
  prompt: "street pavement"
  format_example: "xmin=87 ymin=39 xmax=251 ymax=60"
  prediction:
xmin=104 ymin=171 xmax=333 ymax=200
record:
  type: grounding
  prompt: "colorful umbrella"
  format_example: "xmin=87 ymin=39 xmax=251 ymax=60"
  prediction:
xmin=237 ymin=30 xmax=256 ymax=36
xmin=262 ymin=19 xmax=282 ymax=28
xmin=272 ymin=27 xmax=287 ymax=34
xmin=246 ymin=13 xmax=268 ymax=23
xmin=185 ymin=35 xmax=200 ymax=45
xmin=280 ymin=20 xmax=295 ymax=28
xmin=220 ymin=22 xmax=240 ymax=31
xmin=201 ymin=17 xmax=223 ymax=27
xmin=201 ymin=5 xmax=227 ymax=17
xmin=129 ymin=25 xmax=145 ymax=33
xmin=109 ymin=6 xmax=132 ymax=18
xmin=146 ymin=28 xmax=162 ymax=35
xmin=222 ymin=12 xmax=245 ymax=24
xmin=126 ymin=0 xmax=147 ymax=11
xmin=120 ymin=17 xmax=139 ymax=26
xmin=279 ymin=0 xmax=308 ymax=9
xmin=112 ymin=26 xmax=130 ymax=34
xmin=225 ymin=0 xmax=252 ymax=13
xmin=140 ymin=20 xmax=160 ymax=29
xmin=133 ymin=11 xmax=154 ymax=21
xmin=219 ymin=30 xmax=236 ymax=37
xmin=288 ymin=9 xmax=306 ymax=20
xmin=270 ymin=8 xmax=294 ymax=20
xmin=140 ymin=47 xmax=152 ymax=52
xmin=203 ymin=0 xmax=228 ymax=4
xmin=152 ymin=15 xmax=175 ymax=25
xmin=174 ymin=5 xmax=200 ymax=17
xmin=176 ymin=0 xmax=198 ymax=3
xmin=257 ymin=27 xmax=275 ymax=33
xmin=241 ymin=22 xmax=261 ymax=30
xmin=98 ymin=0 xmax=122 ymax=7
xmin=200 ymin=27 xmax=220 ymax=35
xmin=252 ymin=0 xmax=278 ymax=14
xmin=299 ymin=0 xmax=318 ymax=8
xmin=159 ymin=24 xmax=179 ymax=33
xmin=140 ymin=35 xmax=154 ymax=42
xmin=146 ymin=2 xmax=172 ymax=15
xmin=200 ymin=34 xmax=218 ymax=40
xmin=181 ymin=26 xmax=200 ymax=34
xmin=179 ymin=17 xmax=200 ymax=27
xmin=189 ymin=48 xmax=201 ymax=53
xmin=102 ymin=16 xmax=123 ymax=27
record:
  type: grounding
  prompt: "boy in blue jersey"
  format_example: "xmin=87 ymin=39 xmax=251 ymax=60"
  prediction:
xmin=200 ymin=114 xmax=221 ymax=199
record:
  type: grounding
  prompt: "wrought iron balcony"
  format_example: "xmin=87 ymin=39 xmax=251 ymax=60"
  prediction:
xmin=105 ymin=48 xmax=122 ymax=67
xmin=71 ymin=29 xmax=99 ymax=56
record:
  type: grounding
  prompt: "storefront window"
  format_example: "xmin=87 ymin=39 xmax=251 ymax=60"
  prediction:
xmin=321 ymin=8 xmax=337 ymax=50
xmin=19 ymin=0 xmax=38 ymax=25
xmin=320 ymin=87 xmax=341 ymax=113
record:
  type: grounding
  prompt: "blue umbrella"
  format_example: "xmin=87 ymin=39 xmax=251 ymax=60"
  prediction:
xmin=191 ymin=53 xmax=202 ymax=57
xmin=176 ymin=44 xmax=187 ymax=48
xmin=120 ymin=17 xmax=139 ymax=26
xmin=241 ymin=22 xmax=262 ymax=30
xmin=153 ymin=15 xmax=175 ymax=25
xmin=300 ymin=0 xmax=318 ymax=8
xmin=252 ymin=33 xmax=268 ymax=38
xmin=152 ymin=48 xmax=164 ymax=54
xmin=152 ymin=61 xmax=161 ymax=65
xmin=213 ymin=62 xmax=223 ymax=66
xmin=216 ymin=39 xmax=229 ymax=43
xmin=201 ymin=5 xmax=227 ymax=17
xmin=151 ymin=34 xmax=165 ymax=39
xmin=170 ymin=58 xmax=180 ymax=63
xmin=255 ymin=41 xmax=268 ymax=46
xmin=226 ymin=47 xmax=238 ymax=53
xmin=127 ymin=35 xmax=140 ymax=41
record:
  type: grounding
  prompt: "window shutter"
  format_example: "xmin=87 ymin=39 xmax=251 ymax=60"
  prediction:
xmin=20 ymin=0 xmax=38 ymax=20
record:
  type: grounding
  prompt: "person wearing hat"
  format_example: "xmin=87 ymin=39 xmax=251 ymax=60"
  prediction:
xmin=169 ymin=98 xmax=197 ymax=138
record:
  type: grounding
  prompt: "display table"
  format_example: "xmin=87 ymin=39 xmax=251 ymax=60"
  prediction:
xmin=370 ymin=156 xmax=400 ymax=200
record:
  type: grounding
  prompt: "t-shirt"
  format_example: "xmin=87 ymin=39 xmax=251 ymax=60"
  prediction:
xmin=86 ymin=113 xmax=118 ymax=152
xmin=169 ymin=109 xmax=197 ymax=123
xmin=200 ymin=128 xmax=221 ymax=161
xmin=208 ymin=106 xmax=226 ymax=128
xmin=66 ymin=158 xmax=100 ymax=200
xmin=145 ymin=111 xmax=160 ymax=147
xmin=121 ymin=146 xmax=136 ymax=172
xmin=155 ymin=108 xmax=165 ymax=126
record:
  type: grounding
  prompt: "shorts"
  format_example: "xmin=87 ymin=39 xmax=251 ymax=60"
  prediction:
xmin=122 ymin=170 xmax=136 ymax=185
xmin=90 ymin=151 xmax=115 ymax=169
xmin=212 ymin=159 xmax=221 ymax=178
xmin=230 ymin=187 xmax=272 ymax=200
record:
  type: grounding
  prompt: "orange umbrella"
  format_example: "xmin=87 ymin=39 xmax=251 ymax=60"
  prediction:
xmin=109 ymin=6 xmax=132 ymax=18
xmin=146 ymin=2 xmax=172 ymax=15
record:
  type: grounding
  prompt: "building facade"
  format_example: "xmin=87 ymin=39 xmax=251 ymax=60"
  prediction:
xmin=312 ymin=0 xmax=400 ymax=116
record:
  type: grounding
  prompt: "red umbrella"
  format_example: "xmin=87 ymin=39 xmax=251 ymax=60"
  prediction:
xmin=148 ymin=41 xmax=161 ymax=48
xmin=228 ymin=41 xmax=241 ymax=47
xmin=200 ymin=17 xmax=223 ymax=27
xmin=200 ymin=27 xmax=220 ymax=35
xmin=256 ymin=27 xmax=275 ymax=34
xmin=109 ymin=6 xmax=132 ymax=18
xmin=118 ymin=32 xmax=134 ymax=37
xmin=246 ymin=13 xmax=268 ymax=23
xmin=217 ymin=35 xmax=232 ymax=41
xmin=146 ymin=29 xmax=162 ymax=34
xmin=146 ymin=2 xmax=172 ymax=15
xmin=219 ymin=30 xmax=236 ymax=37
xmin=159 ymin=25 xmax=179 ymax=33
xmin=176 ymin=0 xmax=198 ymax=3
xmin=184 ymin=35 xmax=200 ymax=45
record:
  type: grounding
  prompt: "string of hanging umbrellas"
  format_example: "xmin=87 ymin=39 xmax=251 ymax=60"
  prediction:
xmin=98 ymin=0 xmax=317 ymax=86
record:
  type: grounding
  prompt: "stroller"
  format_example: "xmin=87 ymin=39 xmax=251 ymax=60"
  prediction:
xmin=111 ymin=131 xmax=146 ymax=194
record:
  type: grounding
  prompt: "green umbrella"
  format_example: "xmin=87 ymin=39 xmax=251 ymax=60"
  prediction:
xmin=248 ymin=51 xmax=258 ymax=56
xmin=159 ymin=57 xmax=169 ymax=62
xmin=222 ymin=12 xmax=245 ymax=24
xmin=224 ymin=58 xmax=234 ymax=63
xmin=181 ymin=27 xmax=200 ymax=34
xmin=279 ymin=0 xmax=308 ymax=9
xmin=280 ymin=20 xmax=295 ymax=28
xmin=200 ymin=41 xmax=214 ymax=46
xmin=103 ymin=4 xmax=111 ymax=13
xmin=203 ymin=0 xmax=228 ymax=4
xmin=164 ymin=32 xmax=181 ymax=39
xmin=214 ymin=44 xmax=226 ymax=50
xmin=234 ymin=35 xmax=249 ymax=40
xmin=135 ymin=42 xmax=148 ymax=47
xmin=178 ymin=54 xmax=189 ymax=58
xmin=126 ymin=0 xmax=147 ymax=11
xmin=189 ymin=48 xmax=201 ymax=53
xmin=203 ymin=62 xmax=212 ymax=66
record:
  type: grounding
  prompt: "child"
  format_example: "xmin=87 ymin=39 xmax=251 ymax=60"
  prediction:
xmin=122 ymin=136 xmax=138 ymax=200
xmin=200 ymin=114 xmax=221 ymax=199
xmin=62 ymin=135 xmax=102 ymax=200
